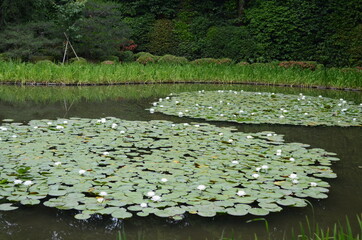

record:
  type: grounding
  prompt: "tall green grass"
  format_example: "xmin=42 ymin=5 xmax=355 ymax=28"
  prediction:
xmin=116 ymin=215 xmax=362 ymax=240
xmin=0 ymin=61 xmax=361 ymax=89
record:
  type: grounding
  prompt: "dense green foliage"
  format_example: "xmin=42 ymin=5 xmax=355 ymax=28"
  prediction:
xmin=0 ymin=0 xmax=361 ymax=66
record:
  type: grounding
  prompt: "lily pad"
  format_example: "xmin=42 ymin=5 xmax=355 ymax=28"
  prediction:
xmin=149 ymin=90 xmax=362 ymax=127
xmin=0 ymin=117 xmax=340 ymax=219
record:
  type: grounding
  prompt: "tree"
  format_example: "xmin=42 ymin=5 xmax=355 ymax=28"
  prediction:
xmin=71 ymin=0 xmax=132 ymax=60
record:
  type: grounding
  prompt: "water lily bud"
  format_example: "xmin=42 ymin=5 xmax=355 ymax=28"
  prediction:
xmin=151 ymin=195 xmax=161 ymax=201
xmin=23 ymin=180 xmax=33 ymax=186
xmin=161 ymin=178 xmax=168 ymax=183
xmin=14 ymin=179 xmax=23 ymax=184
xmin=289 ymin=173 xmax=298 ymax=179
xmin=310 ymin=182 xmax=318 ymax=187
xmin=147 ymin=191 xmax=155 ymax=197
xmin=236 ymin=190 xmax=246 ymax=196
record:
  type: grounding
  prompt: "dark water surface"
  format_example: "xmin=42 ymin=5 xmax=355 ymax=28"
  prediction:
xmin=0 ymin=84 xmax=361 ymax=240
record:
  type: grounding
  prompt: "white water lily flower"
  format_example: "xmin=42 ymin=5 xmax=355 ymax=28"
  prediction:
xmin=63 ymin=120 xmax=68 ymax=124
xmin=23 ymin=180 xmax=33 ymax=186
xmin=194 ymin=124 xmax=200 ymax=127
xmin=14 ymin=179 xmax=23 ymax=184
xmin=292 ymin=179 xmax=299 ymax=184
xmin=149 ymin=108 xmax=155 ymax=113
xmin=159 ymin=105 xmax=164 ymax=108
xmin=237 ymin=190 xmax=246 ymax=196
xmin=161 ymin=178 xmax=168 ymax=183
xmin=112 ymin=123 xmax=118 ymax=128
xmin=47 ymin=122 xmax=52 ymax=125
xmin=79 ymin=169 xmax=86 ymax=175
xmin=289 ymin=173 xmax=298 ymax=179
xmin=319 ymin=95 xmax=323 ymax=98
xmin=310 ymin=182 xmax=318 ymax=187
xmin=261 ymin=165 xmax=269 ymax=170
xmin=256 ymin=167 xmax=261 ymax=172
xmin=33 ymin=126 xmax=38 ymax=129
xmin=159 ymin=98 xmax=163 ymax=102
xmin=219 ymin=133 xmax=224 ymax=136
xmin=279 ymin=115 xmax=285 ymax=119
xmin=175 ymin=101 xmax=179 ymax=104
xmin=54 ymin=161 xmax=62 ymax=166
xmin=197 ymin=185 xmax=206 ymax=190
xmin=246 ymin=135 xmax=253 ymax=139
xmin=0 ymin=127 xmax=8 ymax=131
xmin=151 ymin=195 xmax=162 ymax=201
xmin=103 ymin=152 xmax=109 ymax=156
xmin=99 ymin=191 xmax=107 ymax=196
xmin=171 ymin=124 xmax=176 ymax=127
xmin=178 ymin=112 xmax=183 ymax=117
xmin=119 ymin=130 xmax=126 ymax=134
xmin=97 ymin=197 xmax=105 ymax=203
xmin=289 ymin=157 xmax=295 ymax=162
xmin=147 ymin=191 xmax=155 ymax=197
xmin=239 ymin=110 xmax=244 ymax=113
xmin=185 ymin=110 xmax=189 ymax=113
xmin=220 ymin=114 xmax=224 ymax=117
xmin=267 ymin=133 xmax=272 ymax=137
xmin=207 ymin=106 xmax=213 ymax=109
xmin=341 ymin=109 xmax=347 ymax=112
xmin=152 ymin=102 xmax=157 ymax=106
xmin=165 ymin=97 xmax=170 ymax=100
xmin=100 ymin=118 xmax=106 ymax=123
xmin=11 ymin=135 xmax=17 ymax=138
xmin=231 ymin=160 xmax=239 ymax=164
xmin=140 ymin=203 xmax=148 ymax=208
xmin=338 ymin=103 xmax=342 ymax=106
xmin=56 ymin=125 xmax=64 ymax=129
xmin=283 ymin=110 xmax=288 ymax=113
xmin=228 ymin=139 xmax=233 ymax=143
xmin=252 ymin=173 xmax=259 ymax=178
xmin=353 ymin=118 xmax=356 ymax=121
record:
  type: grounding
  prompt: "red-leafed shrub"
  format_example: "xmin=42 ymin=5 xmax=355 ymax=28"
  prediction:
xmin=121 ymin=40 xmax=137 ymax=52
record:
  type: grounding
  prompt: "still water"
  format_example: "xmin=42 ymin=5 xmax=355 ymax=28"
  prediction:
xmin=0 ymin=84 xmax=361 ymax=240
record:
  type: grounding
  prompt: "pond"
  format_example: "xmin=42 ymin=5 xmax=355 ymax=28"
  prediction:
xmin=0 ymin=84 xmax=361 ymax=240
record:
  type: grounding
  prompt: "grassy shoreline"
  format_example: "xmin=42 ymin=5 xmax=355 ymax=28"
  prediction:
xmin=0 ymin=61 xmax=361 ymax=90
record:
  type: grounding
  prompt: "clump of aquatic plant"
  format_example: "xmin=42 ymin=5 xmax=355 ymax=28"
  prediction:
xmin=150 ymin=90 xmax=362 ymax=127
xmin=0 ymin=117 xmax=338 ymax=220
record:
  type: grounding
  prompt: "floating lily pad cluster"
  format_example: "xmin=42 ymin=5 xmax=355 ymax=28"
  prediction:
xmin=149 ymin=90 xmax=361 ymax=126
xmin=0 ymin=117 xmax=339 ymax=219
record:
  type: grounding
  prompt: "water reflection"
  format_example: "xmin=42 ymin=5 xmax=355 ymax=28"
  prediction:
xmin=0 ymin=84 xmax=361 ymax=240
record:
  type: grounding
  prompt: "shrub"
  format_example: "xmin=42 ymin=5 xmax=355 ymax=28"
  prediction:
xmin=34 ymin=60 xmax=55 ymax=65
xmin=237 ymin=62 xmax=250 ymax=66
xmin=191 ymin=58 xmax=232 ymax=65
xmin=119 ymin=51 xmax=135 ymax=62
xmin=101 ymin=61 xmax=115 ymax=65
xmin=69 ymin=57 xmax=87 ymax=64
xmin=278 ymin=61 xmax=318 ymax=70
xmin=158 ymin=54 xmax=188 ymax=64
xmin=136 ymin=55 xmax=155 ymax=65
xmin=29 ymin=55 xmax=55 ymax=63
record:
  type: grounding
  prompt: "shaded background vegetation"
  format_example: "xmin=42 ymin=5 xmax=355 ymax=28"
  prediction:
xmin=0 ymin=0 xmax=361 ymax=66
